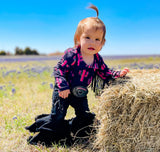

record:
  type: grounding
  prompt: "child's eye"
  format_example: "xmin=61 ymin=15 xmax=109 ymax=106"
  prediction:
xmin=95 ymin=38 xmax=100 ymax=41
xmin=86 ymin=37 xmax=90 ymax=39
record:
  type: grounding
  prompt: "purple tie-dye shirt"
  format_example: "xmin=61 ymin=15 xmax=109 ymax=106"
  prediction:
xmin=54 ymin=46 xmax=121 ymax=92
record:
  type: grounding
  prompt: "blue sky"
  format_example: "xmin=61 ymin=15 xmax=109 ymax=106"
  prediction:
xmin=0 ymin=0 xmax=160 ymax=55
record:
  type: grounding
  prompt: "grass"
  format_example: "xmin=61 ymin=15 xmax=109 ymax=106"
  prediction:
xmin=0 ymin=57 xmax=160 ymax=152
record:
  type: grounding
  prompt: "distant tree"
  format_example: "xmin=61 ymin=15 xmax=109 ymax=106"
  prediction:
xmin=14 ymin=46 xmax=39 ymax=55
xmin=24 ymin=47 xmax=32 ymax=55
xmin=15 ymin=47 xmax=24 ymax=55
xmin=0 ymin=50 xmax=6 ymax=55
xmin=23 ymin=47 xmax=39 ymax=55
xmin=32 ymin=49 xmax=39 ymax=55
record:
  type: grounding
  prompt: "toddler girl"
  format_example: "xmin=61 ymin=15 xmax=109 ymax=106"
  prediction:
xmin=52 ymin=4 xmax=129 ymax=121
xmin=26 ymin=4 xmax=129 ymax=146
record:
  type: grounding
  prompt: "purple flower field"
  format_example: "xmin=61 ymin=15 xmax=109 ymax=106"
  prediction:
xmin=0 ymin=54 xmax=159 ymax=97
xmin=0 ymin=55 xmax=61 ymax=62
xmin=0 ymin=54 xmax=160 ymax=62
xmin=0 ymin=55 xmax=160 ymax=78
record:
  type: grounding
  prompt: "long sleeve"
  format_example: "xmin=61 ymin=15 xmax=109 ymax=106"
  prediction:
xmin=53 ymin=48 xmax=77 ymax=91
xmin=91 ymin=54 xmax=121 ymax=96
xmin=95 ymin=54 xmax=121 ymax=80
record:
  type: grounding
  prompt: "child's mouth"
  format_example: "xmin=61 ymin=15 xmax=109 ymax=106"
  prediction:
xmin=88 ymin=47 xmax=95 ymax=50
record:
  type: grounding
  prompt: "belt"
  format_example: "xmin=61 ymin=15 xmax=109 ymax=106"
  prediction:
xmin=71 ymin=86 xmax=88 ymax=98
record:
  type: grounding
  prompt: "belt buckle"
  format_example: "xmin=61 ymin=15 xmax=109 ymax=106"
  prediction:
xmin=72 ymin=86 xmax=88 ymax=98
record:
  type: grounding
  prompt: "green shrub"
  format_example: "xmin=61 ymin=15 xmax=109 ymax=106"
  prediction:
xmin=0 ymin=50 xmax=6 ymax=55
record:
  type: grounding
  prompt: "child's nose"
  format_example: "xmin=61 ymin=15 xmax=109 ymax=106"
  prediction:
xmin=89 ymin=39 xmax=94 ymax=44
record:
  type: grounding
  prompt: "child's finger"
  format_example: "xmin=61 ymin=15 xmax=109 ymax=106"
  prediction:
xmin=124 ymin=68 xmax=130 ymax=72
xmin=120 ymin=69 xmax=129 ymax=77
xmin=59 ymin=90 xmax=70 ymax=99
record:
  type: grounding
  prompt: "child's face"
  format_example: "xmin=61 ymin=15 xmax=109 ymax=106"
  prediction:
xmin=78 ymin=24 xmax=105 ymax=56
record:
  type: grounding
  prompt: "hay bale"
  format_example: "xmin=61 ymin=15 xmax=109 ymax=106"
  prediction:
xmin=95 ymin=70 xmax=160 ymax=152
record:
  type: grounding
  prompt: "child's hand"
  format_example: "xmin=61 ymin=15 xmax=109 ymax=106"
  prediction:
xmin=59 ymin=89 xmax=70 ymax=99
xmin=120 ymin=68 xmax=129 ymax=77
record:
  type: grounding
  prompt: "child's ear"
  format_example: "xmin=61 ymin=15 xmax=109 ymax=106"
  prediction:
xmin=76 ymin=36 xmax=80 ymax=44
xmin=101 ymin=39 xmax=106 ymax=46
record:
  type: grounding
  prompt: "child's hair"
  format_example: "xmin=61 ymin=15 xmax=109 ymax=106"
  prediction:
xmin=74 ymin=4 xmax=106 ymax=46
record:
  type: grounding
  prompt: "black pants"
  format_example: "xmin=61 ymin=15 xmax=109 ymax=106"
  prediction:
xmin=51 ymin=84 xmax=90 ymax=121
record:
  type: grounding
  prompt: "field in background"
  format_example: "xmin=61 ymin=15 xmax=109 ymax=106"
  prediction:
xmin=0 ymin=56 xmax=160 ymax=152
